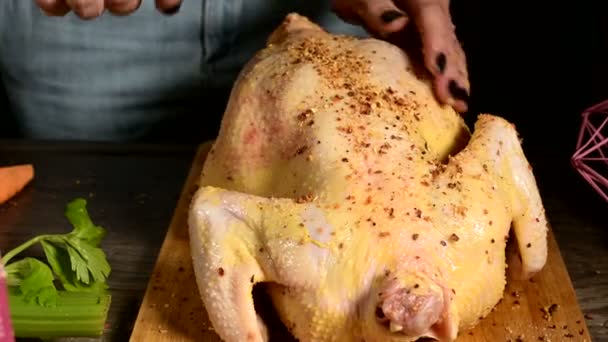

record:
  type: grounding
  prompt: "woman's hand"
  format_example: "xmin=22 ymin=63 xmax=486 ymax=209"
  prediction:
xmin=34 ymin=0 xmax=181 ymax=19
xmin=332 ymin=0 xmax=469 ymax=113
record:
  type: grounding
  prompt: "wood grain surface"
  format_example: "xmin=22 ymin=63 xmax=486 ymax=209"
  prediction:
xmin=130 ymin=143 xmax=593 ymax=342
xmin=0 ymin=142 xmax=198 ymax=342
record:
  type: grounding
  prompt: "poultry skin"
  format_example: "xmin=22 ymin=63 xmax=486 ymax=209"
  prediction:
xmin=188 ymin=13 xmax=548 ymax=342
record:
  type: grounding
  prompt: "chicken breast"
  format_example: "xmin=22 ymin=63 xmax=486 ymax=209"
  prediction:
xmin=188 ymin=13 xmax=548 ymax=342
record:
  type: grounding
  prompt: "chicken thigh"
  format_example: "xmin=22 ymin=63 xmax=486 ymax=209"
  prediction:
xmin=188 ymin=13 xmax=548 ymax=342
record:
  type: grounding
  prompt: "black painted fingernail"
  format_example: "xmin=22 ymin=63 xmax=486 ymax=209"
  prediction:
xmin=436 ymin=53 xmax=446 ymax=74
xmin=449 ymin=80 xmax=469 ymax=102
xmin=381 ymin=10 xmax=405 ymax=23
xmin=162 ymin=4 xmax=181 ymax=15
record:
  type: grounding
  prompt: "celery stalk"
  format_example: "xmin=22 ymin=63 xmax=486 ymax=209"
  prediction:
xmin=8 ymin=288 xmax=111 ymax=338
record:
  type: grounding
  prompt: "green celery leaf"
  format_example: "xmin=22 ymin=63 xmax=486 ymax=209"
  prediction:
xmin=66 ymin=244 xmax=90 ymax=285
xmin=42 ymin=235 xmax=111 ymax=287
xmin=40 ymin=240 xmax=105 ymax=292
xmin=65 ymin=198 xmax=106 ymax=247
xmin=80 ymin=244 xmax=110 ymax=284
xmin=5 ymin=258 xmax=58 ymax=307
xmin=40 ymin=240 xmax=72 ymax=287
xmin=65 ymin=239 xmax=111 ymax=285
xmin=53 ymin=198 xmax=111 ymax=286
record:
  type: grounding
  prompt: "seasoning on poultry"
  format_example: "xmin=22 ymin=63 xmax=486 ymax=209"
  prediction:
xmin=188 ymin=13 xmax=548 ymax=342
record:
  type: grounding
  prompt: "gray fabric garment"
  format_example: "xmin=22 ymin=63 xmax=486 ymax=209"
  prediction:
xmin=0 ymin=0 xmax=366 ymax=142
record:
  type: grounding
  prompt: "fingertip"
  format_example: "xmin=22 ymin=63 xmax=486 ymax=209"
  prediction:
xmin=105 ymin=0 xmax=141 ymax=15
xmin=445 ymin=79 xmax=469 ymax=113
xmin=432 ymin=75 xmax=466 ymax=113
xmin=434 ymin=79 xmax=450 ymax=106
xmin=453 ymin=99 xmax=469 ymax=114
xmin=156 ymin=0 xmax=181 ymax=15
xmin=443 ymin=96 xmax=468 ymax=114
xmin=66 ymin=0 xmax=105 ymax=19
xmin=78 ymin=8 xmax=104 ymax=20
xmin=36 ymin=0 xmax=71 ymax=16
xmin=381 ymin=14 xmax=409 ymax=35
xmin=369 ymin=10 xmax=409 ymax=36
xmin=448 ymin=79 xmax=469 ymax=103
xmin=352 ymin=0 xmax=409 ymax=37
xmin=379 ymin=10 xmax=406 ymax=25
xmin=36 ymin=0 xmax=57 ymax=10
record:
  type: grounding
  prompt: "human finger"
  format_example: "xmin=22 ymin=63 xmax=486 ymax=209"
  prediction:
xmin=104 ymin=0 xmax=142 ymax=15
xmin=155 ymin=0 xmax=181 ymax=15
xmin=35 ymin=0 xmax=71 ymax=16
xmin=400 ymin=0 xmax=469 ymax=112
xmin=65 ymin=0 xmax=105 ymax=19
xmin=332 ymin=0 xmax=409 ymax=37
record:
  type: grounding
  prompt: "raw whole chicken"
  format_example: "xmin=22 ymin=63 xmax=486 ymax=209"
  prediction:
xmin=188 ymin=13 xmax=548 ymax=342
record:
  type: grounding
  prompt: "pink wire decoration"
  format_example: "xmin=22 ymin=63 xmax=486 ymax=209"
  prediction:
xmin=572 ymin=99 xmax=608 ymax=203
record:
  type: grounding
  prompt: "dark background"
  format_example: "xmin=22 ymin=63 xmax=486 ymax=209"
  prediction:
xmin=450 ymin=2 xmax=608 ymax=157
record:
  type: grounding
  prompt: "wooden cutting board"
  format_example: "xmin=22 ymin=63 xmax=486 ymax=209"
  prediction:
xmin=130 ymin=143 xmax=592 ymax=342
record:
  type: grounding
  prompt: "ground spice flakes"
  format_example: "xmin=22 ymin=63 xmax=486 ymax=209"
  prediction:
xmin=295 ymin=193 xmax=314 ymax=203
xmin=286 ymin=36 xmax=423 ymax=144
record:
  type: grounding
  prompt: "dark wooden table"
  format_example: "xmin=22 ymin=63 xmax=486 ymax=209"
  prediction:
xmin=0 ymin=141 xmax=606 ymax=342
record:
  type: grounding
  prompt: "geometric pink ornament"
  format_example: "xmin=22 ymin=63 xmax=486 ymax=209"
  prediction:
xmin=571 ymin=99 xmax=608 ymax=203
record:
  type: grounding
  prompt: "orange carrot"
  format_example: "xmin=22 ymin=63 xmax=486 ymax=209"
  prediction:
xmin=0 ymin=164 xmax=34 ymax=205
